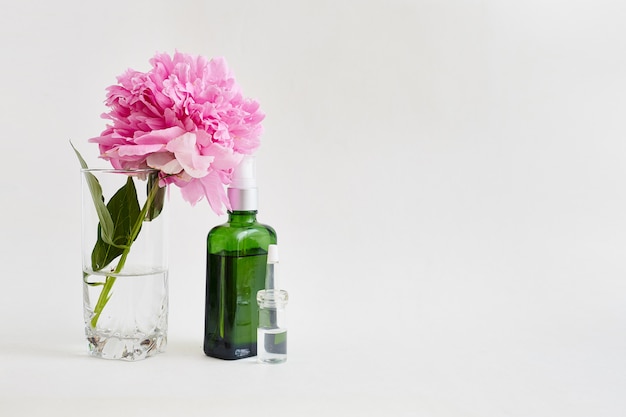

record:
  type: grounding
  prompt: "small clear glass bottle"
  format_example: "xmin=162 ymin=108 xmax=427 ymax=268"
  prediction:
xmin=257 ymin=288 xmax=288 ymax=364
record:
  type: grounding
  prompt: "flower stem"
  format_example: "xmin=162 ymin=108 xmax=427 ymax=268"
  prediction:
xmin=90 ymin=178 xmax=163 ymax=329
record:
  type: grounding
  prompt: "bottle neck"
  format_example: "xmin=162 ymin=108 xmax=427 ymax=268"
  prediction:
xmin=227 ymin=210 xmax=258 ymax=224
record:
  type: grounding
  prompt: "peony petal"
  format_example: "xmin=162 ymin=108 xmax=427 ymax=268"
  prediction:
xmin=88 ymin=132 xmax=126 ymax=146
xmin=133 ymin=126 xmax=186 ymax=145
xmin=176 ymin=178 xmax=204 ymax=206
xmin=202 ymin=143 xmax=242 ymax=171
xmin=116 ymin=143 xmax=164 ymax=157
xmin=199 ymin=171 xmax=230 ymax=214
xmin=176 ymin=172 xmax=228 ymax=214
xmin=165 ymin=132 xmax=214 ymax=178
xmin=147 ymin=152 xmax=183 ymax=175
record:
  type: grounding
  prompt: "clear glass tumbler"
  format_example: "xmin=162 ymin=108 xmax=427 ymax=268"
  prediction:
xmin=81 ymin=169 xmax=168 ymax=360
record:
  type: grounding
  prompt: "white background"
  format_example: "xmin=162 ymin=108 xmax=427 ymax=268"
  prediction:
xmin=1 ymin=1 xmax=625 ymax=416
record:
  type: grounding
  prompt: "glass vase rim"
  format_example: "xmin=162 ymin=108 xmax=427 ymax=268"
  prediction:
xmin=80 ymin=168 xmax=160 ymax=175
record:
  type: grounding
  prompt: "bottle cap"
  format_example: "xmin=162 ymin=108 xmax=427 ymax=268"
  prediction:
xmin=267 ymin=244 xmax=279 ymax=264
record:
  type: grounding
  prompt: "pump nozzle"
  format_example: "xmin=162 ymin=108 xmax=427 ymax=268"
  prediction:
xmin=231 ymin=155 xmax=257 ymax=189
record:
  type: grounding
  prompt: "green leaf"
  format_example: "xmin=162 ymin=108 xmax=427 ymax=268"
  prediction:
xmin=145 ymin=172 xmax=165 ymax=221
xmin=91 ymin=176 xmax=141 ymax=271
xmin=71 ymin=142 xmax=115 ymax=246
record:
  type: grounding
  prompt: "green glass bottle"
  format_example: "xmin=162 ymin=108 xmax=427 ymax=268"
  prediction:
xmin=204 ymin=156 xmax=277 ymax=360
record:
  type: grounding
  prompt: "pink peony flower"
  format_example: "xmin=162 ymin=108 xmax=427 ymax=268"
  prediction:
xmin=89 ymin=52 xmax=264 ymax=214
